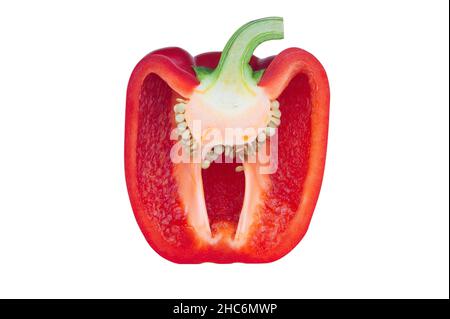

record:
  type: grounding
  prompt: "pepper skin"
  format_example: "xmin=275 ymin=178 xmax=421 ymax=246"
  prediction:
xmin=125 ymin=17 xmax=329 ymax=263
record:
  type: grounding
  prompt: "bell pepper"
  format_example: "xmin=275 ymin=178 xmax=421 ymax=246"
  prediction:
xmin=125 ymin=17 xmax=329 ymax=263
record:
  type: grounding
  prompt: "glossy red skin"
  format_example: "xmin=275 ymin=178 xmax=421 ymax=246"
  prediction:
xmin=125 ymin=47 xmax=329 ymax=263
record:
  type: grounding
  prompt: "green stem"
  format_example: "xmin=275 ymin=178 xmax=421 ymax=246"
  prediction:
xmin=198 ymin=17 xmax=284 ymax=91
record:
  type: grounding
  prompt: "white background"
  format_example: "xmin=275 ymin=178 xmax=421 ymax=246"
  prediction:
xmin=0 ymin=0 xmax=448 ymax=299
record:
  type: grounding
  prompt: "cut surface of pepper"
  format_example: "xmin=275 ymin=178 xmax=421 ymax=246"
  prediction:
xmin=125 ymin=17 xmax=330 ymax=263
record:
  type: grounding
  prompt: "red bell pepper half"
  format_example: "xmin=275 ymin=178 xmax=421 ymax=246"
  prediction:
xmin=125 ymin=17 xmax=329 ymax=263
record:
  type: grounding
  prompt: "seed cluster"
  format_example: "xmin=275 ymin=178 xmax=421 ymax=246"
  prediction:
xmin=173 ymin=98 xmax=199 ymax=155
xmin=173 ymin=99 xmax=281 ymax=171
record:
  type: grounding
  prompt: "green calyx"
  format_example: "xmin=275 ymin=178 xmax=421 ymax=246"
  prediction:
xmin=192 ymin=66 xmax=213 ymax=82
xmin=252 ymin=69 xmax=266 ymax=83
xmin=193 ymin=66 xmax=266 ymax=83
xmin=193 ymin=17 xmax=284 ymax=92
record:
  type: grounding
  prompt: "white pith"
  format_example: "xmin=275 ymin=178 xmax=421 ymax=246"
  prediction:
xmin=185 ymin=84 xmax=271 ymax=147
xmin=172 ymin=93 xmax=281 ymax=245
